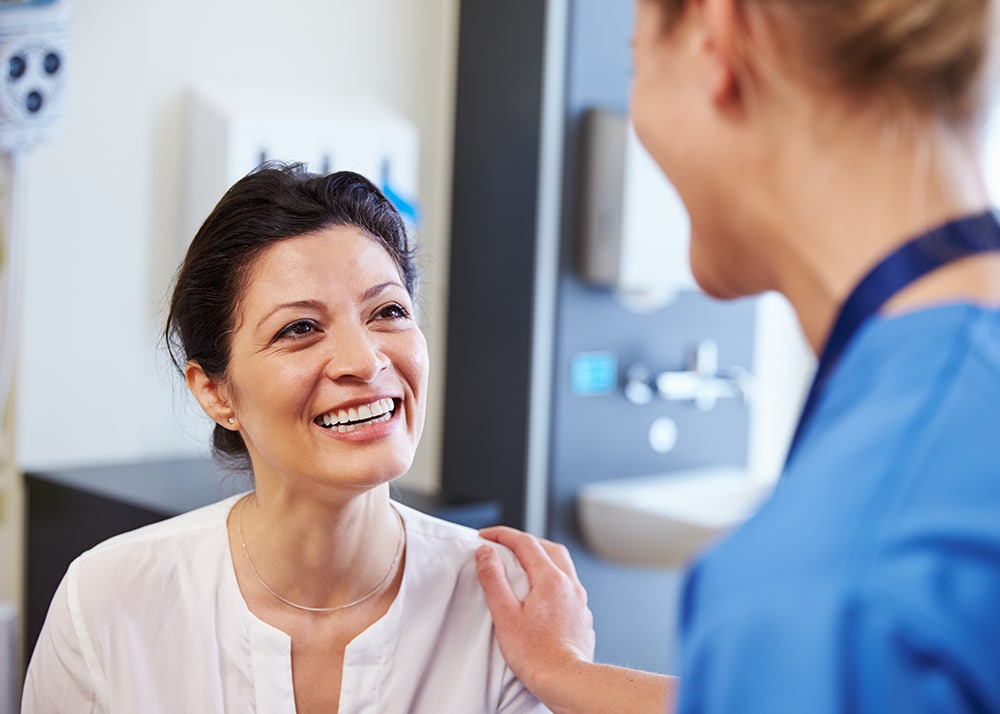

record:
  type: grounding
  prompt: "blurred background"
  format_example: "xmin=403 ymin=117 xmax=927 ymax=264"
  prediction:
xmin=1 ymin=0 xmax=998 ymax=709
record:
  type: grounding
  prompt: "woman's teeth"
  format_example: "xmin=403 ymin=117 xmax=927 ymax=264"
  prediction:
xmin=316 ymin=397 xmax=396 ymax=431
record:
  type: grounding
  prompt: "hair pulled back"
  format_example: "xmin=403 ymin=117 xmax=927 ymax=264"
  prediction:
xmin=165 ymin=163 xmax=416 ymax=468
xmin=655 ymin=0 xmax=996 ymax=122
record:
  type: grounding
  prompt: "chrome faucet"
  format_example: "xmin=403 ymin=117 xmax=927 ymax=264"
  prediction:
xmin=624 ymin=339 xmax=754 ymax=410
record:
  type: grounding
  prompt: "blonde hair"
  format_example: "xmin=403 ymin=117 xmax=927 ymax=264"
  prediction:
xmin=653 ymin=0 xmax=997 ymax=123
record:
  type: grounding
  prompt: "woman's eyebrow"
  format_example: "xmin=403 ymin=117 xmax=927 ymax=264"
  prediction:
xmin=362 ymin=281 xmax=405 ymax=301
xmin=255 ymin=299 xmax=324 ymax=330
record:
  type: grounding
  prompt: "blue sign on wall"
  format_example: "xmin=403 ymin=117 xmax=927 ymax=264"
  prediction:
xmin=570 ymin=351 xmax=618 ymax=396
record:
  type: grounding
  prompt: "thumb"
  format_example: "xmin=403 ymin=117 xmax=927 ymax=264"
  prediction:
xmin=476 ymin=545 xmax=521 ymax=621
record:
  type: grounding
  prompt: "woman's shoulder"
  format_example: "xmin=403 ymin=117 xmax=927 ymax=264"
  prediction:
xmin=392 ymin=500 xmax=480 ymax=542
xmin=392 ymin=500 xmax=529 ymax=596
xmin=863 ymin=303 xmax=1000 ymax=361
xmin=392 ymin=500 xmax=507 ymax=558
xmin=66 ymin=494 xmax=243 ymax=602
xmin=81 ymin=493 xmax=241 ymax=556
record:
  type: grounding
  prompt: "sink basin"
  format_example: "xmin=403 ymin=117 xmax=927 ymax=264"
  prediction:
xmin=577 ymin=466 xmax=774 ymax=569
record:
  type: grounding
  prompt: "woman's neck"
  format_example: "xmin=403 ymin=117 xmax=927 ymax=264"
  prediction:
xmin=758 ymin=112 xmax=995 ymax=354
xmin=231 ymin=483 xmax=403 ymax=611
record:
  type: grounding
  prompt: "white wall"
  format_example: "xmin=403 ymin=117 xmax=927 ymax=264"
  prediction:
xmin=748 ymin=293 xmax=814 ymax=481
xmin=985 ymin=107 xmax=1000 ymax=202
xmin=1 ymin=0 xmax=459 ymax=625
xmin=16 ymin=0 xmax=459 ymax=477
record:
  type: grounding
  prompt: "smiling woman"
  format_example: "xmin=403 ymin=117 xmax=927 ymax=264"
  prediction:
xmin=21 ymin=165 xmax=548 ymax=714
xmin=185 ymin=225 xmax=428 ymax=497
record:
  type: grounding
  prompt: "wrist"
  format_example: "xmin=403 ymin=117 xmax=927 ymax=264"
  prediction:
xmin=530 ymin=656 xmax=594 ymax=714
xmin=529 ymin=660 xmax=678 ymax=714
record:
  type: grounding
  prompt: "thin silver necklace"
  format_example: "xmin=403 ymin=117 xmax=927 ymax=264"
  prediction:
xmin=236 ymin=496 xmax=405 ymax=614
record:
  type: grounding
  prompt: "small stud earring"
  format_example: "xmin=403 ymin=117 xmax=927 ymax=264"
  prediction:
xmin=227 ymin=417 xmax=235 ymax=425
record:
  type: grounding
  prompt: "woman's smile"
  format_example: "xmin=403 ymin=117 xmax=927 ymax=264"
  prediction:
xmin=313 ymin=396 xmax=402 ymax=440
xmin=315 ymin=396 xmax=397 ymax=430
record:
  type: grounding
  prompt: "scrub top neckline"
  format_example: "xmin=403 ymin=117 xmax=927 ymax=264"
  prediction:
xmin=785 ymin=209 xmax=1000 ymax=468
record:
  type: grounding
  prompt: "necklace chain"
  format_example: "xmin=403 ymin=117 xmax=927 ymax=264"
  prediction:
xmin=236 ymin=496 xmax=405 ymax=614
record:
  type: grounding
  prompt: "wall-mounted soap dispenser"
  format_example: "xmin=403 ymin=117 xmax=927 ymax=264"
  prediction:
xmin=580 ymin=108 xmax=695 ymax=311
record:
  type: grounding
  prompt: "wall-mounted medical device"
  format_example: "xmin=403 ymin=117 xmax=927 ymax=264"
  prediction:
xmin=0 ymin=5 xmax=71 ymax=680
xmin=1 ymin=0 xmax=71 ymax=436
xmin=183 ymin=85 xmax=420 ymax=255
xmin=579 ymin=108 xmax=695 ymax=311
xmin=0 ymin=0 xmax=71 ymax=154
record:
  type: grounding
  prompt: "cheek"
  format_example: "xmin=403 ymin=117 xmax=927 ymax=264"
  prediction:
xmin=397 ymin=334 xmax=429 ymax=440
xmin=410 ymin=334 xmax=430 ymax=395
xmin=630 ymin=71 xmax=680 ymax=178
xmin=228 ymin=360 xmax=308 ymax=419
xmin=390 ymin=330 xmax=429 ymax=394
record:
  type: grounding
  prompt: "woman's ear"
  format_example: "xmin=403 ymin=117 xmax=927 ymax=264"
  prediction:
xmin=699 ymin=0 xmax=742 ymax=105
xmin=185 ymin=360 xmax=238 ymax=429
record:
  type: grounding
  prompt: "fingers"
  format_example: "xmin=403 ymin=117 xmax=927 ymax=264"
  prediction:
xmin=480 ymin=526 xmax=581 ymax=583
xmin=539 ymin=539 xmax=581 ymax=581
xmin=475 ymin=545 xmax=521 ymax=619
xmin=479 ymin=526 xmax=555 ymax=575
xmin=479 ymin=525 xmax=536 ymax=550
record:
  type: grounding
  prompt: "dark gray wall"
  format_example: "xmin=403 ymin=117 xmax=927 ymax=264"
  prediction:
xmin=441 ymin=1 xmax=547 ymax=527
xmin=544 ymin=0 xmax=757 ymax=674
xmin=443 ymin=0 xmax=758 ymax=674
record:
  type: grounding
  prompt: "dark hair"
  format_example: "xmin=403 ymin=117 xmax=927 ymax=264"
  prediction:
xmin=165 ymin=162 xmax=417 ymax=468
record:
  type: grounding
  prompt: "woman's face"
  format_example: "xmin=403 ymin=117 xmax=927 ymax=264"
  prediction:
xmin=630 ymin=0 xmax=697 ymax=202
xmin=221 ymin=227 xmax=428 ymax=495
xmin=631 ymin=1 xmax=715 ymax=285
xmin=629 ymin=0 xmax=761 ymax=299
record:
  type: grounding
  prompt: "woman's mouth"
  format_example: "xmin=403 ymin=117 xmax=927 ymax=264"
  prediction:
xmin=314 ymin=397 xmax=397 ymax=433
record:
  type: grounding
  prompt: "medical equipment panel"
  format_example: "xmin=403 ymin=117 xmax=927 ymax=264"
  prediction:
xmin=0 ymin=0 xmax=71 ymax=154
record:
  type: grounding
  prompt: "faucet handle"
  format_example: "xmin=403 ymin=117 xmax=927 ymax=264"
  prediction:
xmin=723 ymin=365 xmax=756 ymax=405
xmin=690 ymin=339 xmax=719 ymax=377
xmin=623 ymin=364 xmax=656 ymax=405
xmin=625 ymin=344 xmax=754 ymax=411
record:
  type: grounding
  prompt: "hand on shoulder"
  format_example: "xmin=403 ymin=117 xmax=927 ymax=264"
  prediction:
xmin=476 ymin=526 xmax=677 ymax=714
xmin=476 ymin=525 xmax=595 ymax=694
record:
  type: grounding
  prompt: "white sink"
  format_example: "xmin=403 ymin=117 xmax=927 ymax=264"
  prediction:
xmin=577 ymin=466 xmax=775 ymax=569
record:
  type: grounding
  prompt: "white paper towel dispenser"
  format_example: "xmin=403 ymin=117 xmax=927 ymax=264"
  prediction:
xmin=183 ymin=84 xmax=421 ymax=255
xmin=580 ymin=108 xmax=695 ymax=311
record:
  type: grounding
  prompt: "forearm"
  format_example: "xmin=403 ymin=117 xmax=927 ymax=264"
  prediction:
xmin=535 ymin=661 xmax=678 ymax=714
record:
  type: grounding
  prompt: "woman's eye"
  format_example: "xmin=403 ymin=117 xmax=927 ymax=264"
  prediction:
xmin=276 ymin=320 xmax=318 ymax=340
xmin=376 ymin=303 xmax=410 ymax=320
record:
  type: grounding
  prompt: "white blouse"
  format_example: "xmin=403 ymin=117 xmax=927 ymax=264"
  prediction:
xmin=22 ymin=494 xmax=548 ymax=713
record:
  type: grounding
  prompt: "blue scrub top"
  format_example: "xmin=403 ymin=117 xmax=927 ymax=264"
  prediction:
xmin=677 ymin=303 xmax=1000 ymax=713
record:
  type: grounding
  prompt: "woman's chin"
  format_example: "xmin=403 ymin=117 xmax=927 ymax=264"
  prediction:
xmin=690 ymin=251 xmax=760 ymax=301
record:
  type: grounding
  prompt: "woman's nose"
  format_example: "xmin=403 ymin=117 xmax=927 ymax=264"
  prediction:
xmin=323 ymin=328 xmax=389 ymax=382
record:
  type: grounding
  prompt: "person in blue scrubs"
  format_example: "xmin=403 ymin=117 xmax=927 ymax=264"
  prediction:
xmin=474 ymin=0 xmax=1000 ymax=711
